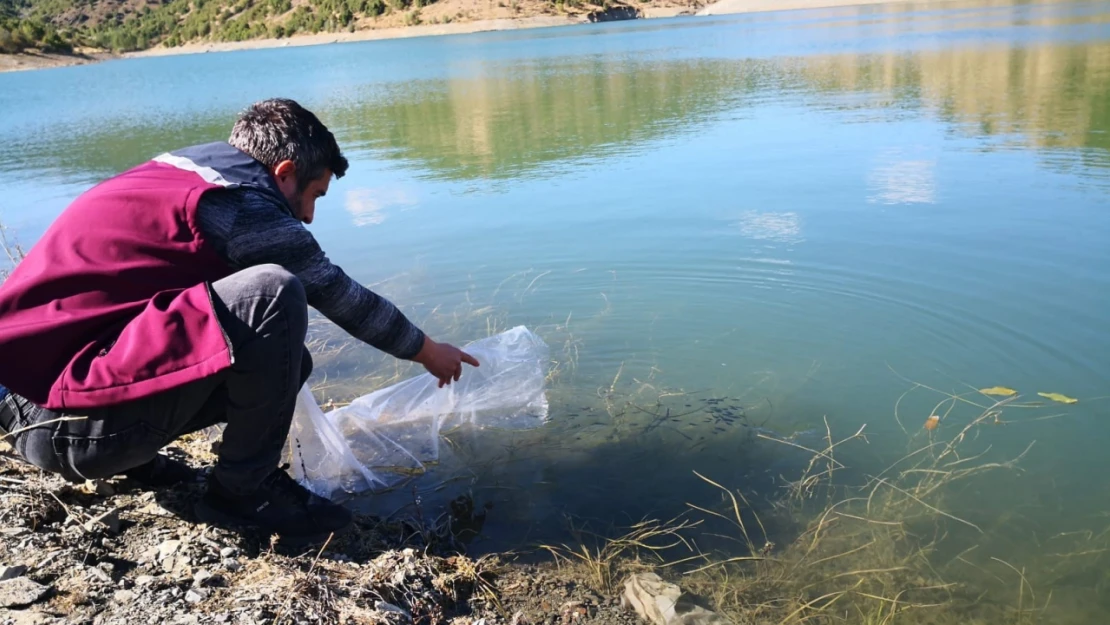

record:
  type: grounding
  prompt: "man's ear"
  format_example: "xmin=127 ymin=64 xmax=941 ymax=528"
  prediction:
xmin=273 ymin=160 xmax=297 ymax=184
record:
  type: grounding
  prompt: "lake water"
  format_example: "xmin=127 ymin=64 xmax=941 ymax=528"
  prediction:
xmin=2 ymin=0 xmax=1110 ymax=620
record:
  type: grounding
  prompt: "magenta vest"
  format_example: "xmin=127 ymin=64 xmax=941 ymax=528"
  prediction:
xmin=0 ymin=142 xmax=287 ymax=410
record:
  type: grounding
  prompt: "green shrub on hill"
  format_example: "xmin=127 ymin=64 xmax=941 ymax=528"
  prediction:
xmin=0 ymin=0 xmax=440 ymax=54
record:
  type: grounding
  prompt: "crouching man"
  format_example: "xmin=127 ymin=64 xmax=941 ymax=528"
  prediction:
xmin=0 ymin=98 xmax=478 ymax=542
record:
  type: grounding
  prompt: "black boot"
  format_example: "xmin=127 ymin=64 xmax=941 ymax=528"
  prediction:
xmin=194 ymin=465 xmax=352 ymax=542
xmin=122 ymin=454 xmax=200 ymax=487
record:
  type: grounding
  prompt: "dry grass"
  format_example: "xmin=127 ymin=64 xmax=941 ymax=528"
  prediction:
xmin=540 ymin=516 xmax=703 ymax=593
xmin=672 ymin=383 xmax=1067 ymax=625
xmin=518 ymin=378 xmax=1086 ymax=625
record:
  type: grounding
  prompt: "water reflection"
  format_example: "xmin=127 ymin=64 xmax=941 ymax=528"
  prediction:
xmin=3 ymin=37 xmax=1110 ymax=190
xmin=796 ymin=42 xmax=1110 ymax=156
xmin=733 ymin=211 xmax=806 ymax=245
xmin=327 ymin=57 xmax=756 ymax=182
xmin=867 ymin=149 xmax=938 ymax=204
xmin=344 ymin=186 xmax=419 ymax=227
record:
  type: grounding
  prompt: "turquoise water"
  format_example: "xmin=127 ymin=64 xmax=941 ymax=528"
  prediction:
xmin=2 ymin=0 xmax=1110 ymax=616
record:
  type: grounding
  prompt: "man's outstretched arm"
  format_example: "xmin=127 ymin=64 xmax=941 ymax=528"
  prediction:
xmin=197 ymin=188 xmax=478 ymax=386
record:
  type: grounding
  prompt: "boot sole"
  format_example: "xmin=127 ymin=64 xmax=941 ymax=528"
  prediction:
xmin=194 ymin=500 xmax=348 ymax=547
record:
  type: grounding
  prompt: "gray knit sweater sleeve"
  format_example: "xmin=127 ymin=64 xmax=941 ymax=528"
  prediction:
xmin=196 ymin=187 xmax=426 ymax=360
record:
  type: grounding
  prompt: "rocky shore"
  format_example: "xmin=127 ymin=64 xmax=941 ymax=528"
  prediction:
xmin=0 ymin=433 xmax=704 ymax=625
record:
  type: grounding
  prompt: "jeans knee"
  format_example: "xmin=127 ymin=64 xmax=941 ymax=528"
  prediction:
xmin=249 ymin=264 xmax=307 ymax=339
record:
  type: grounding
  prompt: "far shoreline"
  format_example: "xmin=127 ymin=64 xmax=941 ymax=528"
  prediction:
xmin=0 ymin=0 xmax=959 ymax=74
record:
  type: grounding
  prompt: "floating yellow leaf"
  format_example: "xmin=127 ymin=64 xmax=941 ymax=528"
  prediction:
xmin=1038 ymin=392 xmax=1078 ymax=404
xmin=980 ymin=387 xmax=1017 ymax=397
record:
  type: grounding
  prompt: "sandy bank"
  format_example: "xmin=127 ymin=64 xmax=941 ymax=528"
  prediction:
xmin=0 ymin=0 xmax=960 ymax=73
xmin=126 ymin=15 xmax=585 ymax=58
xmin=0 ymin=50 xmax=108 ymax=73
xmin=696 ymin=0 xmax=953 ymax=15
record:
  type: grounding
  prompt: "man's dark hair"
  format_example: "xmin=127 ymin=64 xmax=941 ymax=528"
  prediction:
xmin=229 ymin=98 xmax=349 ymax=190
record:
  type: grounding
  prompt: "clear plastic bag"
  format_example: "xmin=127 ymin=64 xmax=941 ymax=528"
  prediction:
xmin=286 ymin=326 xmax=551 ymax=499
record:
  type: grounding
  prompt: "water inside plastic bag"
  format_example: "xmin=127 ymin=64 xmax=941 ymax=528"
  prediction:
xmin=285 ymin=326 xmax=550 ymax=498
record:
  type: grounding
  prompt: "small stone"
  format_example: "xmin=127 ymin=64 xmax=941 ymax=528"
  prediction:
xmin=87 ymin=567 xmax=112 ymax=584
xmin=170 ymin=587 xmax=183 ymax=598
xmin=222 ymin=559 xmax=242 ymax=572
xmin=219 ymin=547 xmax=238 ymax=559
xmin=161 ymin=557 xmax=176 ymax=574
xmin=139 ymin=502 xmax=170 ymax=517
xmin=185 ymin=588 xmax=207 ymax=604
xmin=0 ymin=528 xmax=29 ymax=537
xmin=113 ymin=589 xmax=136 ymax=604
xmin=2 ymin=609 xmax=58 ymax=625
xmin=85 ymin=480 xmax=116 ymax=497
xmin=375 ymin=602 xmax=411 ymax=620
xmin=135 ymin=575 xmax=156 ymax=587
xmin=0 ymin=565 xmax=28 ymax=581
xmin=193 ymin=569 xmax=216 ymax=587
xmin=33 ymin=552 xmax=60 ymax=571
xmin=83 ymin=508 xmax=121 ymax=534
xmin=0 ymin=577 xmax=50 ymax=608
xmin=511 ymin=612 xmax=529 ymax=625
xmin=158 ymin=540 xmax=182 ymax=560
xmin=214 ymin=613 xmax=230 ymax=624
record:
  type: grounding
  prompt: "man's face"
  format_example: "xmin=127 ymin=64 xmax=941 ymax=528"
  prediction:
xmin=272 ymin=161 xmax=332 ymax=225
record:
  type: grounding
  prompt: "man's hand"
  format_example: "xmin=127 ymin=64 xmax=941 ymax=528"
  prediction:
xmin=412 ymin=336 xmax=480 ymax=388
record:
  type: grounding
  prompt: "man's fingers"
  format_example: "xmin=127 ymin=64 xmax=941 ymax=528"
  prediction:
xmin=461 ymin=352 xmax=480 ymax=368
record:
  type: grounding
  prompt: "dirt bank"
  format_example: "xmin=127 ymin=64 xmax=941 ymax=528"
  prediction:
xmin=0 ymin=434 xmax=664 ymax=625
xmin=0 ymin=0 xmax=960 ymax=74
xmin=695 ymin=0 xmax=959 ymax=15
xmin=0 ymin=50 xmax=107 ymax=73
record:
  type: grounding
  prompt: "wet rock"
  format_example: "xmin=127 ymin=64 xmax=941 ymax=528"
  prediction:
xmin=0 ymin=577 xmax=50 ymax=608
xmin=0 ymin=565 xmax=27 ymax=581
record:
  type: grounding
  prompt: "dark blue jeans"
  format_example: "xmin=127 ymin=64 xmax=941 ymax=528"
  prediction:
xmin=4 ymin=265 xmax=311 ymax=495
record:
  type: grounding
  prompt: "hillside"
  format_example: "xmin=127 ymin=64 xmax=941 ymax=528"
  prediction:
xmin=0 ymin=0 xmax=695 ymax=54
